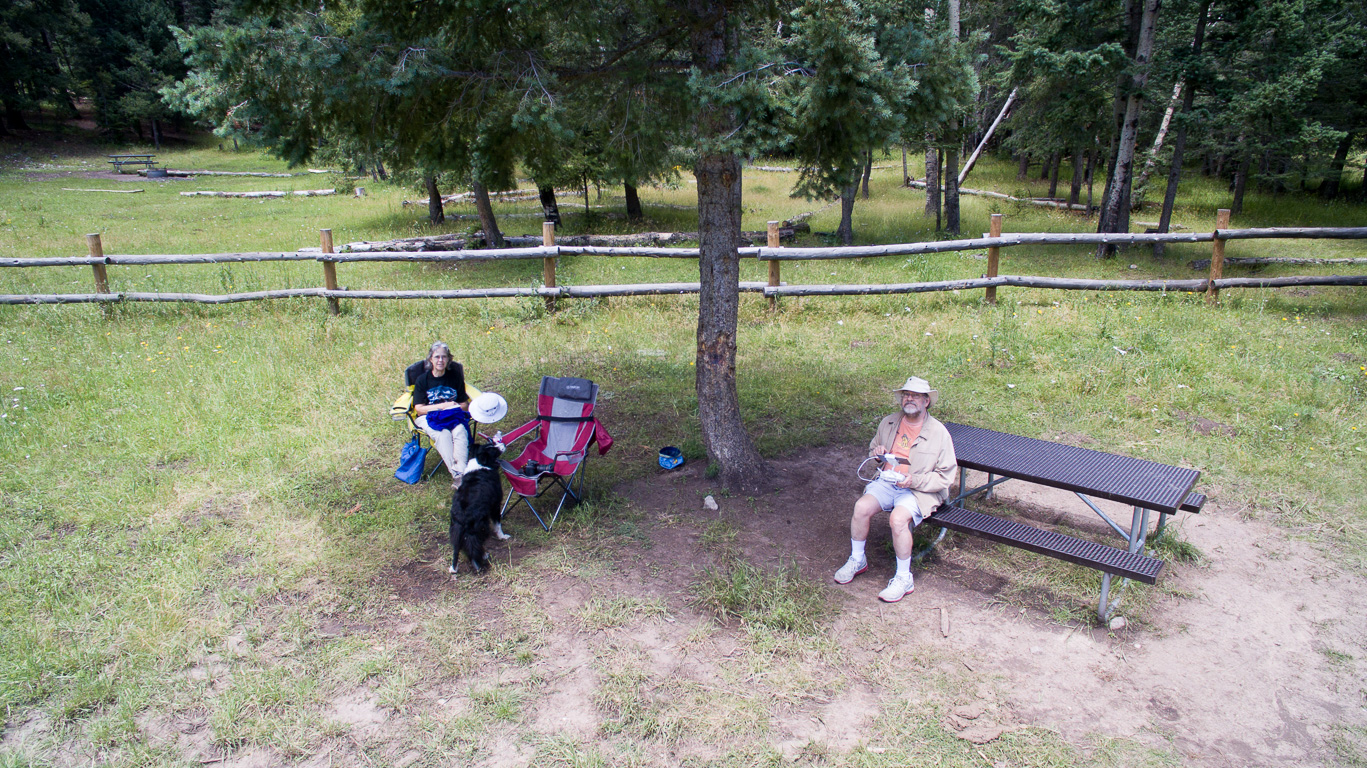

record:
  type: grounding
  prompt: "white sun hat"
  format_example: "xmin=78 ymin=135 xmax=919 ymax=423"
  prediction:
xmin=892 ymin=376 xmax=939 ymax=407
xmin=470 ymin=392 xmax=508 ymax=424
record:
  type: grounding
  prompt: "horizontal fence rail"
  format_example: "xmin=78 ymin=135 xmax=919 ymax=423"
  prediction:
xmin=0 ymin=217 xmax=1362 ymax=309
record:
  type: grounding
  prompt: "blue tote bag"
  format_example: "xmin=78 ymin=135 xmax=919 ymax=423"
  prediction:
xmin=394 ymin=436 xmax=429 ymax=484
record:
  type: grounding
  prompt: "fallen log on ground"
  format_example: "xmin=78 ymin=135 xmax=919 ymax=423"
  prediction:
xmin=1190 ymin=256 xmax=1367 ymax=269
xmin=61 ymin=188 xmax=144 ymax=193
xmin=179 ymin=189 xmax=336 ymax=198
xmin=340 ymin=226 xmax=803 ymax=252
xmin=141 ymin=169 xmax=297 ymax=178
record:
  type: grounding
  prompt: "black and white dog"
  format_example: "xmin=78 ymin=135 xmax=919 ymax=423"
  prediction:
xmin=448 ymin=441 xmax=511 ymax=575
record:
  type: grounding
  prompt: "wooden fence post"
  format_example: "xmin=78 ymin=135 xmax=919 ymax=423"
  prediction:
xmin=985 ymin=214 xmax=1002 ymax=304
xmin=767 ymin=221 xmax=781 ymax=310
xmin=1206 ymin=209 xmax=1230 ymax=305
xmin=543 ymin=221 xmax=558 ymax=312
xmin=320 ymin=229 xmax=340 ymax=316
xmin=86 ymin=233 xmax=110 ymax=314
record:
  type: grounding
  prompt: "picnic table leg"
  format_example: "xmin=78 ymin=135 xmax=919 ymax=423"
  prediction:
xmin=1154 ymin=511 xmax=1170 ymax=537
xmin=1098 ymin=574 xmax=1112 ymax=622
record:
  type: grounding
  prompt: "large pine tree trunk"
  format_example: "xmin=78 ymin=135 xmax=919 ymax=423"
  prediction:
xmin=837 ymin=185 xmax=857 ymax=245
xmin=689 ymin=0 xmax=765 ymax=493
xmin=1098 ymin=0 xmax=1161 ymax=257
xmin=424 ymin=174 xmax=444 ymax=224
xmin=471 ymin=180 xmax=504 ymax=247
xmin=1320 ymin=131 xmax=1355 ymax=199
xmin=1017 ymin=153 xmax=1030 ymax=181
xmin=924 ymin=141 xmax=940 ymax=218
xmin=624 ymin=182 xmax=644 ymax=221
xmin=537 ymin=184 xmax=560 ymax=227
xmin=902 ymin=145 xmax=910 ymax=185
xmin=1048 ymin=151 xmax=1061 ymax=199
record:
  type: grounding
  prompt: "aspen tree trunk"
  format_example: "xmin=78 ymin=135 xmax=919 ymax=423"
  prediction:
xmin=471 ymin=180 xmax=504 ymax=247
xmin=861 ymin=150 xmax=873 ymax=199
xmin=1131 ymin=80 xmax=1183 ymax=208
xmin=924 ymin=142 xmax=940 ymax=218
xmin=902 ymin=145 xmax=910 ymax=185
xmin=1157 ymin=0 xmax=1210 ymax=255
xmin=1048 ymin=152 xmax=1061 ymax=199
xmin=1017 ymin=154 xmax=1030 ymax=181
xmin=1098 ymin=0 xmax=1161 ymax=257
xmin=944 ymin=0 xmax=961 ymax=234
xmin=424 ymin=174 xmax=444 ymax=224
xmin=688 ymin=0 xmax=765 ymax=493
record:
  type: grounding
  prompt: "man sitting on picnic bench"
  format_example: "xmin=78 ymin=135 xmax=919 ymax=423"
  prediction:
xmin=834 ymin=376 xmax=957 ymax=603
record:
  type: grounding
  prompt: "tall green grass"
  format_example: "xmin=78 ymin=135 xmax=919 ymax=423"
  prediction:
xmin=1 ymin=137 xmax=1365 ymax=766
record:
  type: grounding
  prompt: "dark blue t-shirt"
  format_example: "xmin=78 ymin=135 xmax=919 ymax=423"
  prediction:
xmin=412 ymin=363 xmax=468 ymax=407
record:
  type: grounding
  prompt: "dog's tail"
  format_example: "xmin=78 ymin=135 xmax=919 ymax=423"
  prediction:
xmin=463 ymin=533 xmax=489 ymax=573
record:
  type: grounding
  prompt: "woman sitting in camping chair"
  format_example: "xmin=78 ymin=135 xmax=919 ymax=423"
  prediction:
xmin=411 ymin=341 xmax=474 ymax=488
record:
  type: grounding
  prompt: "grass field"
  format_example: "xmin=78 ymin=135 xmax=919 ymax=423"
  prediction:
xmin=2 ymin=132 xmax=1366 ymax=766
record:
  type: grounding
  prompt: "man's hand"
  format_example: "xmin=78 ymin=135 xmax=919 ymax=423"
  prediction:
xmin=896 ymin=473 xmax=918 ymax=489
xmin=871 ymin=444 xmax=887 ymax=457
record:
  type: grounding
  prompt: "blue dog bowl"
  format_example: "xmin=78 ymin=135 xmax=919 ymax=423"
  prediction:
xmin=658 ymin=446 xmax=684 ymax=470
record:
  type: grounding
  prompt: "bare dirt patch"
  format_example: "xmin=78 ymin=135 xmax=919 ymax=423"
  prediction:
xmin=344 ymin=442 xmax=1367 ymax=766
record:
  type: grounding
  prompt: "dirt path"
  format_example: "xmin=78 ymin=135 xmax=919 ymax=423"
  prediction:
xmin=610 ymin=444 xmax=1367 ymax=765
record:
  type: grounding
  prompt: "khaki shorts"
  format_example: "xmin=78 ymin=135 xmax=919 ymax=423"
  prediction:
xmin=862 ymin=478 xmax=924 ymax=526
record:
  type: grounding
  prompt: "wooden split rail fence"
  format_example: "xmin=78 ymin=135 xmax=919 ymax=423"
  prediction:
xmin=3 ymin=213 xmax=1365 ymax=311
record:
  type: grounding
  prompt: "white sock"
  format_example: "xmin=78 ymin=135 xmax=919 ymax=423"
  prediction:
xmin=851 ymin=539 xmax=867 ymax=560
xmin=896 ymin=556 xmax=911 ymax=578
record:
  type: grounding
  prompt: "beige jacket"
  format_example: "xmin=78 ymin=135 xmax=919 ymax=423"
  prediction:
xmin=868 ymin=413 xmax=958 ymax=515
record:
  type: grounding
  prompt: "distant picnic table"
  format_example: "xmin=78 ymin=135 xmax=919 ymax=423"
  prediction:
xmin=108 ymin=154 xmax=157 ymax=173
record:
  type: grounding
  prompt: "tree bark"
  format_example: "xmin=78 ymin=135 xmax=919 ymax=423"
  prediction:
xmin=1320 ymin=131 xmax=1355 ymax=199
xmin=945 ymin=139 xmax=961 ymax=234
xmin=1085 ymin=147 xmax=1097 ymax=214
xmin=1131 ymin=79 xmax=1182 ymax=209
xmin=625 ymin=182 xmax=644 ymax=221
xmin=837 ymin=184 xmax=857 ymax=245
xmin=924 ymin=141 xmax=940 ymax=218
xmin=902 ymin=145 xmax=910 ymax=185
xmin=1232 ymin=151 xmax=1251 ymax=215
xmin=1098 ymin=0 xmax=1162 ymax=257
xmin=1017 ymin=153 xmax=1030 ymax=181
xmin=471 ymin=180 xmax=504 ymax=247
xmin=1039 ymin=154 xmax=1052 ymax=181
xmin=1069 ymin=150 xmax=1084 ymax=206
xmin=689 ymin=0 xmax=765 ymax=492
xmin=861 ymin=149 xmax=873 ymax=199
xmin=1157 ymin=0 xmax=1210 ymax=256
xmin=1047 ymin=151 xmax=1061 ymax=199
xmin=424 ymin=174 xmax=444 ymax=224
xmin=152 ymin=119 xmax=162 ymax=151
xmin=537 ymin=184 xmax=560 ymax=227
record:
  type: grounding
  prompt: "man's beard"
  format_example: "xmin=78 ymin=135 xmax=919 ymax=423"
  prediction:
xmin=902 ymin=403 xmax=923 ymax=417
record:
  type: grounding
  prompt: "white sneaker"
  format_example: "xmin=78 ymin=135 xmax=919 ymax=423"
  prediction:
xmin=878 ymin=572 xmax=915 ymax=602
xmin=833 ymin=555 xmax=868 ymax=584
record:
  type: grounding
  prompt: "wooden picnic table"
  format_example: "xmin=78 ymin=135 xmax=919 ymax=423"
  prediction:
xmin=108 ymin=154 xmax=157 ymax=173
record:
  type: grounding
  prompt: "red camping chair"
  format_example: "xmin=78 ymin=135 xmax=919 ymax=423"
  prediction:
xmin=499 ymin=376 xmax=613 ymax=531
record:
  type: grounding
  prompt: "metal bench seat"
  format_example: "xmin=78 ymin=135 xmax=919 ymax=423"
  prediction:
xmin=920 ymin=422 xmax=1202 ymax=621
xmin=930 ymin=505 xmax=1164 ymax=584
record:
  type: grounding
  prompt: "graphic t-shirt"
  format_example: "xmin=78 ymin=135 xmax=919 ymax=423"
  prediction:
xmin=887 ymin=418 xmax=923 ymax=469
xmin=412 ymin=364 xmax=468 ymax=408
